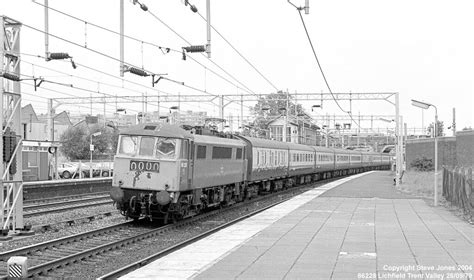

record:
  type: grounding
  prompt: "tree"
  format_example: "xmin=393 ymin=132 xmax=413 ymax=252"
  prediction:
xmin=250 ymin=91 xmax=305 ymax=131
xmin=60 ymin=126 xmax=89 ymax=160
xmin=462 ymin=127 xmax=472 ymax=131
xmin=60 ymin=125 xmax=119 ymax=161
xmin=427 ymin=120 xmax=444 ymax=137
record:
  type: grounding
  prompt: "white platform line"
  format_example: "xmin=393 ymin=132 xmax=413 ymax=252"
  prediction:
xmin=121 ymin=171 xmax=374 ymax=280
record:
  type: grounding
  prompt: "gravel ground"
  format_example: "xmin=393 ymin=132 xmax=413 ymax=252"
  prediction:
xmin=43 ymin=183 xmax=320 ymax=280
xmin=0 ymin=204 xmax=123 ymax=252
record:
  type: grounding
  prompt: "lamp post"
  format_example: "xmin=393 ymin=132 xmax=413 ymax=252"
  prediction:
xmin=90 ymin=131 xmax=102 ymax=179
xmin=411 ymin=99 xmax=438 ymax=206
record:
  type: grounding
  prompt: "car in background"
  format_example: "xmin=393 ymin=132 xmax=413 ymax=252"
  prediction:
xmin=58 ymin=162 xmax=91 ymax=179
xmin=95 ymin=162 xmax=114 ymax=177
xmin=86 ymin=162 xmax=114 ymax=177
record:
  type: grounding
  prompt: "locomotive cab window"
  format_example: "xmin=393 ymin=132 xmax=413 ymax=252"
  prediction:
xmin=119 ymin=136 xmax=138 ymax=156
xmin=139 ymin=136 xmax=155 ymax=156
xmin=155 ymin=137 xmax=177 ymax=159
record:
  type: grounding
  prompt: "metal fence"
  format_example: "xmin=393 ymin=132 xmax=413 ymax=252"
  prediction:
xmin=442 ymin=166 xmax=473 ymax=217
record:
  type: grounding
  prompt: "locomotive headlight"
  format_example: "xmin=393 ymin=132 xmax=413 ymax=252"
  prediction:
xmin=156 ymin=191 xmax=171 ymax=205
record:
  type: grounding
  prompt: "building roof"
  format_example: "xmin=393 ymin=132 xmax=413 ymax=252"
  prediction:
xmin=53 ymin=111 xmax=72 ymax=125
xmin=21 ymin=104 xmax=39 ymax=123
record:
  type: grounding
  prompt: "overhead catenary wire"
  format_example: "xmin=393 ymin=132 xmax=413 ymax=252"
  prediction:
xmin=31 ymin=0 xmax=257 ymax=97
xmin=21 ymin=23 xmax=237 ymax=103
xmin=145 ymin=9 xmax=259 ymax=96
xmin=21 ymin=88 xmax=122 ymax=115
xmin=18 ymin=72 xmax=143 ymax=114
xmin=196 ymin=11 xmax=279 ymax=92
xmin=289 ymin=5 xmax=361 ymax=129
xmin=19 ymin=52 xmax=253 ymax=112
xmin=21 ymin=59 xmax=171 ymax=111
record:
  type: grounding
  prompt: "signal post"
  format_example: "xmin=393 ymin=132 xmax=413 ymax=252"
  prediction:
xmin=1 ymin=16 xmax=25 ymax=236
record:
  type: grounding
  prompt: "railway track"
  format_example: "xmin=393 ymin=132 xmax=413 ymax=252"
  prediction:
xmin=0 ymin=176 xmax=329 ymax=279
xmin=23 ymin=195 xmax=112 ymax=217
xmin=24 ymin=192 xmax=110 ymax=205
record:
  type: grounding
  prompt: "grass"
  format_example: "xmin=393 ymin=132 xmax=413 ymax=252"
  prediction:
xmin=397 ymin=170 xmax=442 ymax=199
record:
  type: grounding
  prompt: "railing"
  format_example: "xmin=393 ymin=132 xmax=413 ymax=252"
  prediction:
xmin=442 ymin=166 xmax=473 ymax=217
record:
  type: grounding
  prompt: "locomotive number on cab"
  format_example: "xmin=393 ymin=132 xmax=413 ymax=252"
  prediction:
xmin=130 ymin=160 xmax=160 ymax=173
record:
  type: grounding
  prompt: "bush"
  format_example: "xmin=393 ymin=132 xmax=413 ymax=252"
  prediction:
xmin=410 ymin=157 xmax=434 ymax=171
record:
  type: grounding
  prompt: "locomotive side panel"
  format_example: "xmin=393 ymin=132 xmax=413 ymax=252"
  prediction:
xmin=192 ymin=135 xmax=246 ymax=189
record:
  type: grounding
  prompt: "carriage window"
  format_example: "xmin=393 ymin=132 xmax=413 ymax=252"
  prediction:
xmin=155 ymin=137 xmax=176 ymax=159
xmin=236 ymin=148 xmax=243 ymax=159
xmin=119 ymin=136 xmax=138 ymax=156
xmin=197 ymin=145 xmax=207 ymax=159
xmin=139 ymin=137 xmax=155 ymax=156
xmin=212 ymin=147 xmax=232 ymax=159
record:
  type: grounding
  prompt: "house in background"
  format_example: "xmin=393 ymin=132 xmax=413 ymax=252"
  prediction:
xmin=21 ymin=104 xmax=72 ymax=141
xmin=267 ymin=116 xmax=320 ymax=145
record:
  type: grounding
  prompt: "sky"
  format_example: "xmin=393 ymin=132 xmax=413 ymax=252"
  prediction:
xmin=1 ymin=0 xmax=473 ymax=134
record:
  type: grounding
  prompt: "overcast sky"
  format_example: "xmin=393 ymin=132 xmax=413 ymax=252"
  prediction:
xmin=1 ymin=0 xmax=473 ymax=133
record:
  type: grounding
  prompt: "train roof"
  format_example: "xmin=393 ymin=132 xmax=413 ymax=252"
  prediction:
xmin=237 ymin=135 xmax=290 ymax=149
xmin=194 ymin=134 xmax=245 ymax=147
xmin=286 ymin=141 xmax=316 ymax=151
xmin=120 ymin=123 xmax=193 ymax=139
xmin=313 ymin=146 xmax=336 ymax=153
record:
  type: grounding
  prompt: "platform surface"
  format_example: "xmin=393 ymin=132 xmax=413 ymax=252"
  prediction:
xmin=122 ymin=171 xmax=473 ymax=280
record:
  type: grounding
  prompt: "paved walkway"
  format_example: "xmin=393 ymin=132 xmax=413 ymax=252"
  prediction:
xmin=122 ymin=171 xmax=473 ymax=280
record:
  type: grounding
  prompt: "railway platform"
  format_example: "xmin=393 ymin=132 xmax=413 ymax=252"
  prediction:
xmin=121 ymin=171 xmax=473 ymax=280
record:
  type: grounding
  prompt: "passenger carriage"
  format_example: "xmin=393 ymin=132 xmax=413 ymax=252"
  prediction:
xmin=334 ymin=149 xmax=353 ymax=176
xmin=237 ymin=136 xmax=290 ymax=195
xmin=287 ymin=142 xmax=316 ymax=185
xmin=314 ymin=146 xmax=336 ymax=179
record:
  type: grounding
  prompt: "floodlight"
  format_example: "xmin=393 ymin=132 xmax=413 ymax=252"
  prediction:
xmin=411 ymin=99 xmax=431 ymax=110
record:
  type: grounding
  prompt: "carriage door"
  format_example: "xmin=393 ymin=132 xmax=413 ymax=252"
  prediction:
xmin=187 ymin=140 xmax=194 ymax=187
